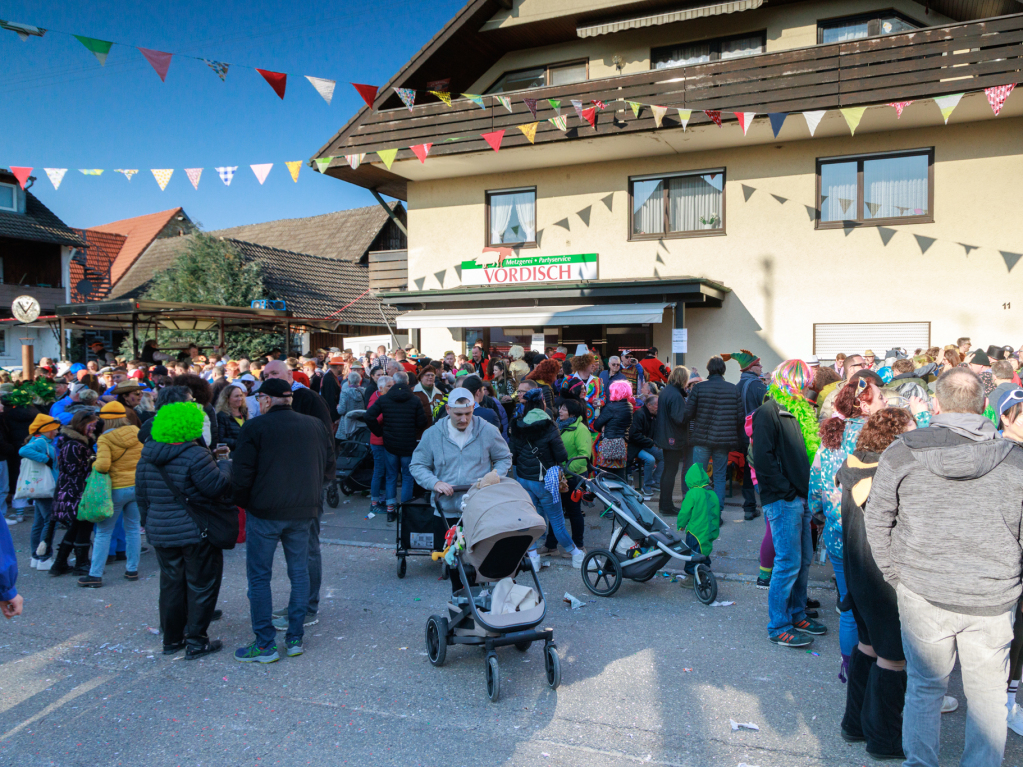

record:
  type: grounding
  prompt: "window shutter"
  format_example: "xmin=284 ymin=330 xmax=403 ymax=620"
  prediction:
xmin=813 ymin=322 xmax=930 ymax=360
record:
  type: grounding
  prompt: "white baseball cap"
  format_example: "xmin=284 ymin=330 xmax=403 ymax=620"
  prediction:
xmin=447 ymin=387 xmax=474 ymax=408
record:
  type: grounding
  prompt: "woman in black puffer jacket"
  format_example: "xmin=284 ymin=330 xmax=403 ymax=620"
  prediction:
xmin=593 ymin=380 xmax=635 ymax=480
xmin=652 ymin=366 xmax=690 ymax=516
xmin=135 ymin=402 xmax=232 ymax=660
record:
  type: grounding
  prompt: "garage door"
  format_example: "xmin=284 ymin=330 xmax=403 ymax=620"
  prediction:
xmin=813 ymin=322 xmax=931 ymax=361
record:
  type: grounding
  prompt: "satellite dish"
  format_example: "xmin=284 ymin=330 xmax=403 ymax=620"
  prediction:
xmin=76 ymin=279 xmax=94 ymax=298
xmin=12 ymin=295 xmax=40 ymax=324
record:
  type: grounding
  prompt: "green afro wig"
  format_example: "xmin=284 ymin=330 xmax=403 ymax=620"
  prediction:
xmin=2 ymin=388 xmax=34 ymax=408
xmin=151 ymin=402 xmax=206 ymax=444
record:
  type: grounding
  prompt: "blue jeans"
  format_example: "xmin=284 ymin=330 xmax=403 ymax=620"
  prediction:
xmin=683 ymin=530 xmax=706 ymax=575
xmin=384 ymin=451 xmax=413 ymax=505
xmin=109 ymin=514 xmax=126 ymax=556
xmin=30 ymin=498 xmax=53 ymax=560
xmin=517 ymin=477 xmax=576 ymax=554
xmin=691 ymin=445 xmax=729 ymax=509
xmin=307 ymin=516 xmax=321 ymax=614
xmin=638 ymin=447 xmax=663 ymax=490
xmin=90 ymin=487 xmax=141 ymax=577
xmin=830 ymin=553 xmax=858 ymax=657
xmin=763 ymin=497 xmax=811 ymax=636
xmin=370 ymin=444 xmax=387 ymax=504
xmin=245 ymin=514 xmax=311 ymax=647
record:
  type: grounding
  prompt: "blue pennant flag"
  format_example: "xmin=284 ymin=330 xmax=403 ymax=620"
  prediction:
xmin=768 ymin=112 xmax=788 ymax=138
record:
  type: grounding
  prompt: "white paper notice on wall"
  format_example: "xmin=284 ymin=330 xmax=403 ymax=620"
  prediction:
xmin=531 ymin=333 xmax=545 ymax=354
xmin=672 ymin=328 xmax=688 ymax=354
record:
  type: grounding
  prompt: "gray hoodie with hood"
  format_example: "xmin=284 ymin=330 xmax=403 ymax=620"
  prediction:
xmin=865 ymin=413 xmax=1023 ymax=615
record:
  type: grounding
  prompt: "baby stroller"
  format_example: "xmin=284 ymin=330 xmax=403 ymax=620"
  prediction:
xmin=570 ymin=465 xmax=718 ymax=605
xmin=395 ymin=484 xmax=467 ymax=579
xmin=425 ymin=475 xmax=561 ymax=702
xmin=325 ymin=429 xmax=373 ymax=508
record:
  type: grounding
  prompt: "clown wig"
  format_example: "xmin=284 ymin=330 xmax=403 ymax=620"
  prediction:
xmin=767 ymin=359 xmax=819 ymax=464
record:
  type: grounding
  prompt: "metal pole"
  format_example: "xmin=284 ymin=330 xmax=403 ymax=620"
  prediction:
xmin=673 ymin=302 xmax=686 ymax=369
xmin=58 ymin=317 xmax=67 ymax=360
xmin=218 ymin=319 xmax=225 ymax=354
xmin=284 ymin=320 xmax=291 ymax=356
xmin=131 ymin=313 xmax=139 ymax=360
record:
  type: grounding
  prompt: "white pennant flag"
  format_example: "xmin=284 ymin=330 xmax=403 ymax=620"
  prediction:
xmin=676 ymin=109 xmax=692 ymax=131
xmin=346 ymin=153 xmax=365 ymax=170
xmin=933 ymin=93 xmax=964 ymax=124
xmin=250 ymin=163 xmax=273 ymax=185
xmin=305 ymin=76 xmax=336 ymax=105
xmin=736 ymin=112 xmax=757 ymax=136
xmin=802 ymin=110 xmax=826 ymax=136
xmin=651 ymin=105 xmax=668 ymax=128
xmin=44 ymin=168 xmax=67 ymax=190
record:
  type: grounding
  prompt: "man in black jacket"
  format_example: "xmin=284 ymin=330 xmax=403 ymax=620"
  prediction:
xmin=318 ymin=356 xmax=344 ymax=425
xmin=231 ymin=378 xmax=333 ymax=663
xmin=682 ymin=356 xmax=743 ymax=515
xmin=361 ymin=371 xmax=428 ymax=519
xmin=724 ymin=350 xmax=767 ymax=520
xmin=652 ymin=367 xmax=689 ymax=516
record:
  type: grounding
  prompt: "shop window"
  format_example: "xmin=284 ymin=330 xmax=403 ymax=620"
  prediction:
xmin=486 ymin=187 xmax=536 ymax=247
xmin=818 ymin=12 xmax=921 ymax=44
xmin=817 ymin=149 xmax=933 ymax=228
xmin=485 ymin=60 xmax=587 ymax=94
xmin=0 ymin=183 xmax=15 ymax=212
xmin=652 ymin=33 xmax=765 ymax=70
xmin=630 ymin=170 xmax=725 ymax=240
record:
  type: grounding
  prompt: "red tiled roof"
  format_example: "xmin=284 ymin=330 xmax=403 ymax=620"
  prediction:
xmin=89 ymin=208 xmax=183 ymax=286
xmin=69 ymin=229 xmax=126 ymax=302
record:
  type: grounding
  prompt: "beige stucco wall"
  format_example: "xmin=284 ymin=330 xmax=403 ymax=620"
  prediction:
xmin=405 ymin=117 xmax=1023 ymax=373
xmin=468 ymin=0 xmax=951 ymax=91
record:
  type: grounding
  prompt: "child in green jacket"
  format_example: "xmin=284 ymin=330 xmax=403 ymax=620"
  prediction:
xmin=676 ymin=463 xmax=720 ymax=577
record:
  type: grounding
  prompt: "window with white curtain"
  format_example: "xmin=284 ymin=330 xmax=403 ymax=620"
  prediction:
xmin=631 ymin=170 xmax=724 ymax=239
xmin=819 ymin=12 xmax=921 ymax=44
xmin=487 ymin=188 xmax=536 ymax=245
xmin=817 ymin=150 xmax=933 ymax=228
xmin=652 ymin=33 xmax=765 ymax=70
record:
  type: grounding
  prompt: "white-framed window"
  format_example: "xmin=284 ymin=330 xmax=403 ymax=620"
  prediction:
xmin=629 ymin=169 xmax=725 ymax=239
xmin=486 ymin=187 xmax=537 ymax=246
xmin=0 ymin=183 xmax=16 ymax=212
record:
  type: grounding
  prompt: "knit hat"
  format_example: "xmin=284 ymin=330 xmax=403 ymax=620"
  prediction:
xmin=151 ymin=402 xmax=205 ymax=444
xmin=99 ymin=401 xmax=127 ymax=420
xmin=970 ymin=349 xmax=992 ymax=367
xmin=28 ymin=414 xmax=59 ymax=435
xmin=721 ymin=349 xmax=760 ymax=371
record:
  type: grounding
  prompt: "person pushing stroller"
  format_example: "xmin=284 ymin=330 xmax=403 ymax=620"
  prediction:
xmin=676 ymin=463 xmax=720 ymax=588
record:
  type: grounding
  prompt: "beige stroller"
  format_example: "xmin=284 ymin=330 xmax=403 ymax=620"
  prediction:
xmin=425 ymin=474 xmax=562 ymax=702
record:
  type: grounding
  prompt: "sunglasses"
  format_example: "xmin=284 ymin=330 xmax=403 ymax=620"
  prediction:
xmin=1000 ymin=389 xmax=1023 ymax=416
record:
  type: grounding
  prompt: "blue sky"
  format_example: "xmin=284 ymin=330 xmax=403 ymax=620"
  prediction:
xmin=1 ymin=0 xmax=464 ymax=230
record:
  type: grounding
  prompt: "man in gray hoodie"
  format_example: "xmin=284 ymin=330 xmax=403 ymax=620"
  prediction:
xmin=866 ymin=368 xmax=1023 ymax=767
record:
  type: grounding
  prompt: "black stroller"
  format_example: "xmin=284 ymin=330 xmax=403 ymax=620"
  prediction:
xmin=425 ymin=475 xmax=561 ymax=702
xmin=396 ymin=485 xmax=466 ymax=579
xmin=325 ymin=430 xmax=373 ymax=508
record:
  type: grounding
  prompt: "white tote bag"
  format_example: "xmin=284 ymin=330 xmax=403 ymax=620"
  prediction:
xmin=14 ymin=458 xmax=56 ymax=500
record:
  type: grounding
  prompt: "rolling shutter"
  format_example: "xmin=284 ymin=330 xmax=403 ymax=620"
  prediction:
xmin=813 ymin=322 xmax=930 ymax=360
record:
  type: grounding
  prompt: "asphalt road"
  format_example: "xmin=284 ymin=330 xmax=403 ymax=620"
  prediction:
xmin=0 ymin=492 xmax=1020 ymax=767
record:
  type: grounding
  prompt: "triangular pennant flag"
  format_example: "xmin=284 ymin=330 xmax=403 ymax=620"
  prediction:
xmin=985 ymin=84 xmax=1015 ymax=116
xmin=704 ymin=110 xmax=722 ymax=127
xmin=523 ymin=98 xmax=538 ymax=119
xmin=735 ymin=112 xmax=757 ymax=135
xmin=591 ymin=99 xmax=607 ymax=110
xmin=314 ymin=157 xmax=332 ymax=173
xmin=547 ymin=98 xmax=561 ymax=115
xmin=138 ymin=48 xmax=172 ymax=82
xmin=395 ymin=87 xmax=416 ymax=111
xmin=1 ymin=21 xmax=45 ymax=41
xmin=256 ymin=69 xmax=286 ymax=99
xmin=204 ymin=59 xmax=229 ymax=81
xmin=741 ymin=184 xmax=756 ymax=202
xmin=802 ymin=110 xmax=826 ymax=136
xmin=481 ymin=130 xmax=505 ymax=152
xmin=771 ymin=194 xmax=788 ymax=205
xmin=838 ymin=197 xmax=854 ymax=214
xmin=1001 ymin=251 xmax=1022 ymax=273
xmin=429 ymin=90 xmax=453 ymax=107
xmin=841 ymin=106 xmax=867 ymax=135
xmin=933 ymin=93 xmax=964 ymax=124
xmin=114 ymin=169 xmax=137 ymax=181
xmin=305 ymin=76 xmax=336 ymax=105
xmin=74 ymin=35 xmax=113 ymax=66
xmin=581 ymin=107 xmax=597 ymax=129
xmin=9 ymin=167 xmax=30 ymax=189
xmin=651 ymin=105 xmax=668 ymax=128
xmin=78 ymin=169 xmax=104 ymax=176
xmin=250 ymin=163 xmax=273 ymax=185
xmin=628 ymin=101 xmax=641 ymax=118
xmin=216 ymin=166 xmax=238 ymax=186
xmin=518 ymin=122 xmax=538 ymax=144
xmin=571 ymin=99 xmax=585 ymax=121
xmin=676 ymin=109 xmax=692 ymax=130
xmin=889 ymin=101 xmax=912 ymax=118
xmin=914 ymin=234 xmax=937 ymax=254
xmin=352 ymin=83 xmax=378 ymax=109
xmin=376 ymin=148 xmax=398 ymax=169
xmin=878 ymin=227 xmax=897 ymax=246
xmin=548 ymin=115 xmax=568 ymax=132
xmin=959 ymin=243 xmax=979 ymax=256
xmin=865 ymin=201 xmax=883 ymax=216
xmin=185 ymin=168 xmax=202 ymax=189
xmin=768 ymin=112 xmax=788 ymax=138
xmin=463 ymin=94 xmax=486 ymax=109
xmin=496 ymin=95 xmax=512 ymax=113
xmin=410 ymin=144 xmax=432 ymax=163
xmin=345 ymin=153 xmax=365 ymax=170
xmin=44 ymin=168 xmax=66 ymax=190
xmin=285 ymin=161 xmax=301 ymax=182
xmin=151 ymin=169 xmax=173 ymax=191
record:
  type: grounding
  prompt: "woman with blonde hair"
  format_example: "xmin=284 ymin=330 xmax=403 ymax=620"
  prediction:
xmin=652 ymin=365 xmax=690 ymax=515
xmin=214 ymin=384 xmax=248 ymax=451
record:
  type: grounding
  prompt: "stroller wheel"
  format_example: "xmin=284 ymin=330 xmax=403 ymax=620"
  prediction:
xmin=544 ymin=643 xmax=561 ymax=689
xmin=513 ymin=640 xmax=532 ymax=652
xmin=581 ymin=549 xmax=623 ymax=597
xmin=425 ymin=615 xmax=448 ymax=667
xmin=325 ymin=483 xmax=340 ymax=508
xmin=339 ymin=479 xmax=354 ymax=496
xmin=485 ymin=653 xmax=500 ymax=702
xmin=397 ymin=556 xmax=407 ymax=579
xmin=694 ymin=564 xmax=718 ymax=605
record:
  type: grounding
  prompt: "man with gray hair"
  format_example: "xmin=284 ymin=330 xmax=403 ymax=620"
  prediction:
xmin=866 ymin=368 xmax=1023 ymax=766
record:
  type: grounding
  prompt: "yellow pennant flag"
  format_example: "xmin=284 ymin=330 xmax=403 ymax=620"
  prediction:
xmin=518 ymin=122 xmax=538 ymax=144
xmin=677 ymin=109 xmax=692 ymax=130
xmin=628 ymin=101 xmax=641 ymax=118
xmin=151 ymin=168 xmax=173 ymax=191
xmin=841 ymin=106 xmax=867 ymax=135
xmin=429 ymin=90 xmax=452 ymax=107
xmin=285 ymin=161 xmax=302 ymax=182
xmin=376 ymin=148 xmax=398 ymax=170
xmin=651 ymin=105 xmax=668 ymax=128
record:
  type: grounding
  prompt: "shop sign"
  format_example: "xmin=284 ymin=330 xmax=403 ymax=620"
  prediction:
xmin=462 ymin=253 xmax=597 ymax=286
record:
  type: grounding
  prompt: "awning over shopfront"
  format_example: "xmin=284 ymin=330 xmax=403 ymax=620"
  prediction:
xmin=576 ymin=0 xmax=765 ymax=38
xmin=396 ymin=303 xmax=672 ymax=330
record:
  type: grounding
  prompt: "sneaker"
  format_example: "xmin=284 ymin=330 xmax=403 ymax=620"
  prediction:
xmin=793 ymin=618 xmax=828 ymax=636
xmin=528 ymin=550 xmax=541 ymax=572
xmin=36 ymin=558 xmax=53 ymax=572
xmin=756 ymin=575 xmax=771 ymax=589
xmin=163 ymin=641 xmax=186 ymax=656
xmin=29 ymin=558 xmax=40 ymax=569
xmin=234 ymin=642 xmax=279 ymax=663
xmin=769 ymin=631 xmax=814 ymax=648
xmin=744 ymin=509 xmax=762 ymax=520
xmin=571 ymin=548 xmax=585 ymax=569
xmin=272 ymin=611 xmax=319 ymax=631
xmin=385 ymin=504 xmax=396 ymax=522
xmin=124 ymin=571 xmax=138 ymax=581
xmin=185 ymin=640 xmax=223 ymax=660
xmin=677 ymin=575 xmax=694 ymax=589
xmin=1008 ymin=702 xmax=1023 ymax=736
xmin=4 ymin=518 xmax=16 ymax=526
xmin=286 ymin=639 xmax=304 ymax=657
xmin=77 ymin=575 xmax=102 ymax=588
xmin=941 ymin=695 xmax=959 ymax=714
xmin=806 ymin=598 xmax=822 ymax=609
xmin=211 ymin=609 xmax=223 ymax=622
xmin=115 ymin=552 xmax=127 ymax=562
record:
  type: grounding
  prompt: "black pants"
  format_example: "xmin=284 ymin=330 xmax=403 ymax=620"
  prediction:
xmin=659 ymin=449 xmax=686 ymax=515
xmin=546 ymin=477 xmax=584 ymax=550
xmin=59 ymin=517 xmax=94 ymax=548
xmin=154 ymin=540 xmax=224 ymax=649
xmin=741 ymin=461 xmax=758 ymax=516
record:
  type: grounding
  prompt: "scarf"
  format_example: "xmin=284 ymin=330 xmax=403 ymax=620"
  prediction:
xmin=556 ymin=417 xmax=575 ymax=431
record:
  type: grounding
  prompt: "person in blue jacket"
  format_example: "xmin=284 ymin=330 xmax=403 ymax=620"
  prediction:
xmin=19 ymin=415 xmax=60 ymax=570
xmin=0 ymin=521 xmax=21 ymax=618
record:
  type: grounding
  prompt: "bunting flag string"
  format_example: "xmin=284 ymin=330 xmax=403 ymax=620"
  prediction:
xmin=628 ymin=101 xmax=642 ymax=118
xmin=352 ymin=83 xmax=378 ymax=109
xmin=496 ymin=95 xmax=512 ymax=113
xmin=592 ymin=99 xmax=607 ymax=110
xmin=138 ymin=48 xmax=172 ymax=82
xmin=651 ymin=105 xmax=667 ymax=128
xmin=889 ymin=101 xmax=912 ymax=118
xmin=840 ymin=106 xmax=867 ymax=135
xmin=523 ymin=98 xmax=538 ymax=119
xmin=115 ymin=169 xmax=137 ymax=181
xmin=44 ymin=168 xmax=66 ymax=190
xmin=518 ymin=122 xmax=538 ymax=144
xmin=430 ymin=90 xmax=453 ymax=107
xmin=410 ymin=144 xmax=432 ymax=163
xmin=314 ymin=157 xmax=332 ymax=173
xmin=151 ymin=168 xmax=173 ymax=191
xmin=250 ymin=163 xmax=273 ymax=185
xmin=676 ymin=109 xmax=691 ymax=130
xmin=216 ymin=166 xmax=237 ymax=186
xmin=376 ymin=148 xmax=398 ymax=169
xmin=256 ymin=69 xmax=287 ymax=100
xmin=768 ymin=112 xmax=787 ymax=138
xmin=285 ymin=161 xmax=302 ymax=182
xmin=802 ymin=110 xmax=825 ymax=136
xmin=464 ymin=94 xmax=486 ymax=109
xmin=204 ymin=60 xmax=229 ymax=81
xmin=571 ymin=100 xmax=585 ymax=121
xmin=705 ymin=110 xmax=722 ymax=127
xmin=10 ymin=167 xmax=32 ymax=189
xmin=735 ymin=111 xmax=756 ymax=135
xmin=79 ymin=169 xmax=103 ymax=176
xmin=345 ymin=153 xmax=365 ymax=170
xmin=395 ymin=87 xmax=416 ymax=112
xmin=934 ymin=92 xmax=964 ymax=124
xmin=547 ymin=98 xmax=561 ymax=115
xmin=306 ymin=76 xmax=335 ymax=105
xmin=185 ymin=167 xmax=202 ymax=189
xmin=985 ymin=84 xmax=1015 ymax=115
xmin=581 ymin=106 xmax=597 ymax=129
xmin=548 ymin=115 xmax=568 ymax=132
xmin=73 ymin=35 xmax=112 ymax=65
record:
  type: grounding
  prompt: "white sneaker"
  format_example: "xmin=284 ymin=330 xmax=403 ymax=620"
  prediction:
xmin=571 ymin=548 xmax=585 ymax=569
xmin=29 ymin=558 xmax=39 ymax=569
xmin=1008 ymin=702 xmax=1023 ymax=736
xmin=36 ymin=558 xmax=53 ymax=571
xmin=528 ymin=551 xmax=541 ymax=572
xmin=5 ymin=517 xmax=16 ymax=526
xmin=941 ymin=695 xmax=959 ymax=714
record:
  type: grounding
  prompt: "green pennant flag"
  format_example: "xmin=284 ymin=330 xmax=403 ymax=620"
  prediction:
xmin=628 ymin=101 xmax=641 ymax=118
xmin=314 ymin=157 xmax=332 ymax=173
xmin=74 ymin=35 xmax=114 ymax=66
xmin=376 ymin=148 xmax=398 ymax=170
xmin=547 ymin=98 xmax=561 ymax=114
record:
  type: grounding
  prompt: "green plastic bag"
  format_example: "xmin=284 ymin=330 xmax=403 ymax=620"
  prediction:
xmin=77 ymin=470 xmax=113 ymax=523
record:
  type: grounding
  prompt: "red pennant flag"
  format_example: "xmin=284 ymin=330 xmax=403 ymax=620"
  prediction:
xmin=705 ymin=110 xmax=722 ymax=127
xmin=352 ymin=83 xmax=378 ymax=109
xmin=10 ymin=167 xmax=32 ymax=189
xmin=985 ymin=84 xmax=1015 ymax=116
xmin=481 ymin=130 xmax=505 ymax=152
xmin=581 ymin=106 xmax=597 ymax=128
xmin=410 ymin=143 xmax=432 ymax=163
xmin=138 ymin=47 xmax=173 ymax=82
xmin=256 ymin=69 xmax=287 ymax=99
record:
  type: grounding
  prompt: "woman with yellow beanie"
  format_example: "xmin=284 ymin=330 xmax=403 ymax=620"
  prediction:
xmin=19 ymin=413 xmax=60 ymax=570
xmin=78 ymin=402 xmax=142 ymax=588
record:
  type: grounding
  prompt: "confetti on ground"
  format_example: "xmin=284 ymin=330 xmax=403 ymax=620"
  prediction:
xmin=147 ymin=627 xmax=160 ymax=635
xmin=682 ymin=668 xmax=693 ymax=672
xmin=806 ymin=651 xmax=820 ymax=656
xmin=710 ymin=601 xmax=735 ymax=607
xmin=730 ymin=720 xmax=760 ymax=732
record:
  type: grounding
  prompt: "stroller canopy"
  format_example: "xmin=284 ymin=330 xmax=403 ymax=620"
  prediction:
xmin=460 ymin=475 xmax=547 ymax=568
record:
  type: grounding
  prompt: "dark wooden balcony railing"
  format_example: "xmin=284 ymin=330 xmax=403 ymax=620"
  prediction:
xmin=368 ymin=249 xmax=408 ymax=293
xmin=319 ymin=12 xmax=1023 ymax=197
